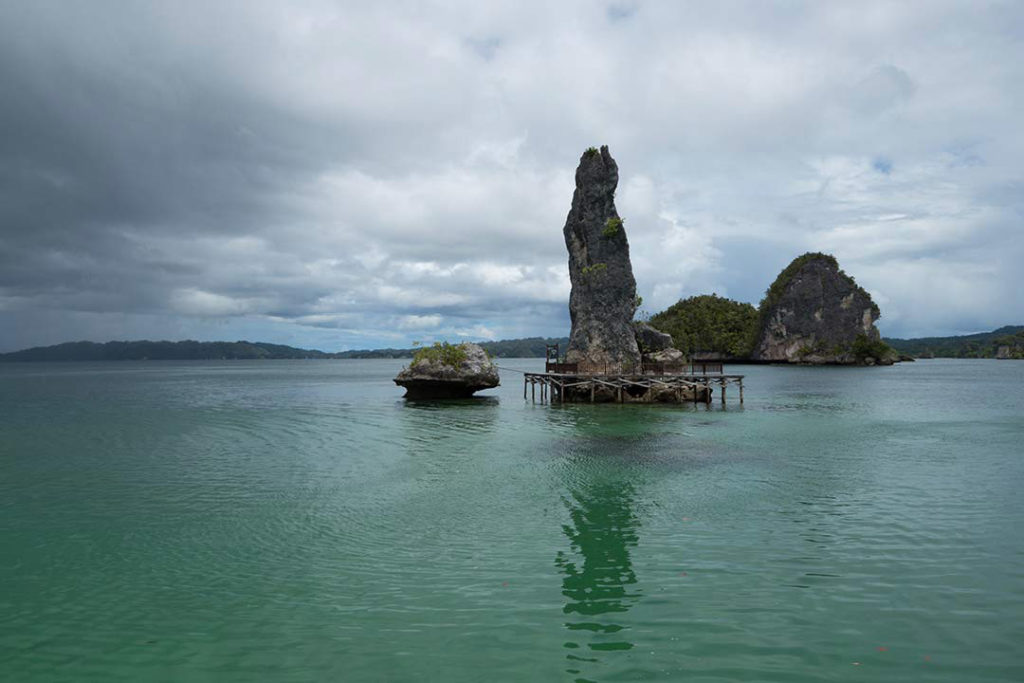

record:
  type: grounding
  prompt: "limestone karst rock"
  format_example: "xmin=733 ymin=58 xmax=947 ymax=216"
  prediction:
xmin=633 ymin=321 xmax=685 ymax=363
xmin=752 ymin=253 xmax=894 ymax=365
xmin=633 ymin=322 xmax=674 ymax=355
xmin=393 ymin=342 xmax=499 ymax=398
xmin=563 ymin=146 xmax=642 ymax=373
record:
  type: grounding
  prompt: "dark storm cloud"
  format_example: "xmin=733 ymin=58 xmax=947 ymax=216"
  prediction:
xmin=2 ymin=1 xmax=1024 ymax=351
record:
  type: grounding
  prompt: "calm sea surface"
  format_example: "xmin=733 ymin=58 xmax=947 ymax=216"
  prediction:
xmin=1 ymin=359 xmax=1023 ymax=682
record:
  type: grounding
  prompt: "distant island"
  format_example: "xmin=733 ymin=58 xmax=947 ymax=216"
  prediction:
xmin=1 ymin=328 xmax=1021 ymax=362
xmin=0 ymin=337 xmax=571 ymax=362
xmin=886 ymin=326 xmax=1024 ymax=359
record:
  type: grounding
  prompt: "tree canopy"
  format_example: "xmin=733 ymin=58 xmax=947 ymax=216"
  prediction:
xmin=648 ymin=294 xmax=758 ymax=358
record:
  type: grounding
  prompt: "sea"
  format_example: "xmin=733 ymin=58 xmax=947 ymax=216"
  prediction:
xmin=1 ymin=358 xmax=1023 ymax=682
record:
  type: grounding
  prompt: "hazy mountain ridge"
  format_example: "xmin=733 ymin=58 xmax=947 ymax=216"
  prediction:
xmin=2 ymin=329 xmax=1021 ymax=361
xmin=885 ymin=326 xmax=1024 ymax=358
xmin=0 ymin=337 xmax=572 ymax=361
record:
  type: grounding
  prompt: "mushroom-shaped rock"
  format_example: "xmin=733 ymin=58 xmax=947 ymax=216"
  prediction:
xmin=394 ymin=342 xmax=499 ymax=398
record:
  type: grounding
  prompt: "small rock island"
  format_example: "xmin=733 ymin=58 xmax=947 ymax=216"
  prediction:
xmin=751 ymin=252 xmax=896 ymax=365
xmin=394 ymin=342 xmax=499 ymax=398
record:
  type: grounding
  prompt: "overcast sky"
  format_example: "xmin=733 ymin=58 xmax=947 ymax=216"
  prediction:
xmin=1 ymin=1 xmax=1022 ymax=352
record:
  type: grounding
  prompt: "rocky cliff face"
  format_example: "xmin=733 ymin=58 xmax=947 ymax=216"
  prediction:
xmin=752 ymin=253 xmax=892 ymax=365
xmin=563 ymin=147 xmax=642 ymax=372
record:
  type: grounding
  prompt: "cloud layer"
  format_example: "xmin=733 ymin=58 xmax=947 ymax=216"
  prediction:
xmin=2 ymin=1 xmax=1022 ymax=351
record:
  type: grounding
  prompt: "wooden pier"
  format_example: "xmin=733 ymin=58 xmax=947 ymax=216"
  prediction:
xmin=523 ymin=362 xmax=744 ymax=406
xmin=526 ymin=344 xmax=745 ymax=405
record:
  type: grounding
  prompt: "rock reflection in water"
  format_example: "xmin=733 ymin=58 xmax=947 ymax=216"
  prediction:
xmin=555 ymin=480 xmax=641 ymax=679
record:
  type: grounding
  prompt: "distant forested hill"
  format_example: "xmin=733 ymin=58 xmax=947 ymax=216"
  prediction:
xmin=335 ymin=337 xmax=569 ymax=359
xmin=6 ymin=329 xmax=1019 ymax=362
xmin=0 ymin=340 xmax=335 ymax=362
xmin=647 ymin=294 xmax=758 ymax=359
xmin=884 ymin=326 xmax=1024 ymax=358
xmin=0 ymin=336 xmax=572 ymax=361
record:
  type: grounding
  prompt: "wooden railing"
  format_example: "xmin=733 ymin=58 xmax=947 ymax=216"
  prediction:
xmin=545 ymin=361 xmax=579 ymax=373
xmin=545 ymin=360 xmax=725 ymax=375
xmin=643 ymin=361 xmax=723 ymax=375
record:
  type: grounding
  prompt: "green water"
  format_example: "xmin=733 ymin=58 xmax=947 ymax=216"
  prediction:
xmin=1 ymin=359 xmax=1023 ymax=681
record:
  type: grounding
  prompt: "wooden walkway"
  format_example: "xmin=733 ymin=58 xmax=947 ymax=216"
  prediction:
xmin=523 ymin=371 xmax=745 ymax=405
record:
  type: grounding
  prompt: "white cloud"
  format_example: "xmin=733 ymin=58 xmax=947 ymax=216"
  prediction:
xmin=1 ymin=0 xmax=1023 ymax=350
xmin=169 ymin=289 xmax=256 ymax=317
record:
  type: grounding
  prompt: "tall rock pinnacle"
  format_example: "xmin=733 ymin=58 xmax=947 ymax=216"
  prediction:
xmin=563 ymin=146 xmax=642 ymax=372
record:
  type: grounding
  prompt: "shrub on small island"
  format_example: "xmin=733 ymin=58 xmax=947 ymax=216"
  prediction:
xmin=850 ymin=334 xmax=893 ymax=363
xmin=411 ymin=341 xmax=468 ymax=368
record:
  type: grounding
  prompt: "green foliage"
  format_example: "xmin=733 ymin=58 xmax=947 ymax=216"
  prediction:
xmin=411 ymin=341 xmax=468 ymax=368
xmin=850 ymin=334 xmax=893 ymax=362
xmin=584 ymin=146 xmax=599 ymax=157
xmin=580 ymin=262 xmax=608 ymax=277
xmin=648 ymin=294 xmax=759 ymax=358
xmin=602 ymin=217 xmax=623 ymax=238
xmin=885 ymin=326 xmax=1024 ymax=358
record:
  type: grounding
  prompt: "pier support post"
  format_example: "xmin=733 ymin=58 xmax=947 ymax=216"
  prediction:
xmin=721 ymin=383 xmax=726 ymax=405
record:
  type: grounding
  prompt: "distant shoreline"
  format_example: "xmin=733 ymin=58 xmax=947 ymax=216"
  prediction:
xmin=2 ymin=327 xmax=1022 ymax=362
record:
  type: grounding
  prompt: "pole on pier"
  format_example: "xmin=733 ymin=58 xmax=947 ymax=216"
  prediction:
xmin=532 ymin=379 xmax=536 ymax=402
xmin=739 ymin=381 xmax=744 ymax=405
xmin=523 ymin=377 xmax=527 ymax=400
xmin=720 ymin=383 xmax=726 ymax=404
xmin=590 ymin=382 xmax=595 ymax=403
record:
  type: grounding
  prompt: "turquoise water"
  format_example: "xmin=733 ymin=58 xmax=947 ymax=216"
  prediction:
xmin=1 ymin=359 xmax=1023 ymax=681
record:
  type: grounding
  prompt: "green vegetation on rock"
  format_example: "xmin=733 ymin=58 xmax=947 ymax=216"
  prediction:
xmin=850 ymin=334 xmax=893 ymax=362
xmin=580 ymin=262 xmax=608 ymax=277
xmin=411 ymin=341 xmax=468 ymax=367
xmin=648 ymin=294 xmax=758 ymax=357
xmin=602 ymin=217 xmax=623 ymax=238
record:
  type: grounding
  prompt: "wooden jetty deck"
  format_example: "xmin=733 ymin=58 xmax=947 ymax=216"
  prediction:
xmin=524 ymin=361 xmax=745 ymax=405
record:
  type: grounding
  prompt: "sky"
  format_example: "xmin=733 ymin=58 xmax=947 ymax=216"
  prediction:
xmin=1 ymin=1 xmax=1022 ymax=352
